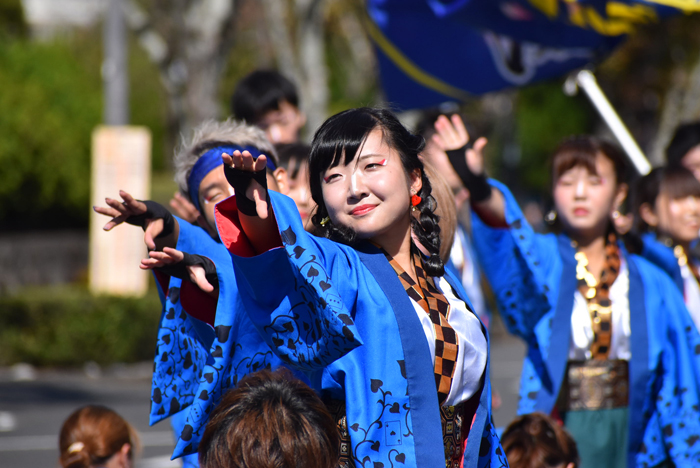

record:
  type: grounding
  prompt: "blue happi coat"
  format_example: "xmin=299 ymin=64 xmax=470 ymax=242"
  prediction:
xmin=150 ymin=218 xmax=316 ymax=460
xmin=214 ymin=192 xmax=508 ymax=468
xmin=471 ymin=180 xmax=700 ymax=467
xmin=639 ymin=233 xmax=685 ymax=292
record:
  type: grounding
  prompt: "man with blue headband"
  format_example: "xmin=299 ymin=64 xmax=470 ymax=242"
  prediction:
xmin=94 ymin=119 xmax=301 ymax=467
xmin=174 ymin=119 xmax=287 ymax=240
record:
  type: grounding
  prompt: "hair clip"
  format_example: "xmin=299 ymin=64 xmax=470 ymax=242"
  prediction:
xmin=320 ymin=217 xmax=330 ymax=226
xmin=67 ymin=442 xmax=85 ymax=454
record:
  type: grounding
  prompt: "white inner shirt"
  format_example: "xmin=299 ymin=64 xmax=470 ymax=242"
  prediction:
xmin=409 ymin=276 xmax=488 ymax=407
xmin=449 ymin=228 xmax=488 ymax=322
xmin=568 ymin=257 xmax=631 ymax=360
xmin=681 ymin=261 xmax=700 ymax=331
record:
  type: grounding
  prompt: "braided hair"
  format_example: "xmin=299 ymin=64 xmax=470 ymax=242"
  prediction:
xmin=308 ymin=107 xmax=445 ymax=276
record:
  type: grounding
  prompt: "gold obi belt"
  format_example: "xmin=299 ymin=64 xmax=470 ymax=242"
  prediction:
xmin=558 ymin=359 xmax=629 ymax=411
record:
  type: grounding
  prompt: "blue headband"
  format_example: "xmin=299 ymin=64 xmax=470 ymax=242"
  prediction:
xmin=187 ymin=145 xmax=276 ymax=212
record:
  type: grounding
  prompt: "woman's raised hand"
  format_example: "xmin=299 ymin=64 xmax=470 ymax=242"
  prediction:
xmin=432 ymin=114 xmax=488 ymax=176
xmin=466 ymin=137 xmax=488 ymax=176
xmin=222 ymin=150 xmax=271 ymax=219
xmin=432 ymin=114 xmax=470 ymax=152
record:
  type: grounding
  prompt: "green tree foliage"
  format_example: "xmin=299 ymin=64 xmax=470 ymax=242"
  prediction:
xmin=128 ymin=34 xmax=168 ymax=171
xmin=67 ymin=29 xmax=168 ymax=170
xmin=515 ymin=81 xmax=594 ymax=191
xmin=0 ymin=39 xmax=101 ymax=230
xmin=0 ymin=0 xmax=26 ymax=37
xmin=597 ymin=15 xmax=700 ymax=156
xmin=0 ymin=286 xmax=161 ymax=366
xmin=0 ymin=27 xmax=168 ymax=231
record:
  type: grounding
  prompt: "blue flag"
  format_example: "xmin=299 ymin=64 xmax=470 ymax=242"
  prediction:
xmin=367 ymin=0 xmax=697 ymax=109
xmin=425 ymin=0 xmax=686 ymax=46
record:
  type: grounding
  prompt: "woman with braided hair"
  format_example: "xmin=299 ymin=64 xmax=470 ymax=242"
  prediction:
xmin=440 ymin=121 xmax=700 ymax=468
xmin=198 ymin=107 xmax=505 ymax=468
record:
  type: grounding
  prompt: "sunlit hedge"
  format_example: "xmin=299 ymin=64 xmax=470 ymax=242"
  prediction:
xmin=0 ymin=286 xmax=162 ymax=366
xmin=0 ymin=39 xmax=101 ymax=230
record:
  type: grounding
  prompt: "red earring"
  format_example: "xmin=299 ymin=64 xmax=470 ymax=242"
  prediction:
xmin=411 ymin=194 xmax=422 ymax=207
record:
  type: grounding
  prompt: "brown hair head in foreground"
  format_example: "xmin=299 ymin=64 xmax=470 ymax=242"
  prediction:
xmin=59 ymin=405 xmax=139 ymax=468
xmin=501 ymin=412 xmax=579 ymax=468
xmin=199 ymin=368 xmax=339 ymax=468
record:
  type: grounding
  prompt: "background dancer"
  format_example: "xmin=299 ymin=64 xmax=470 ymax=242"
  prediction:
xmin=454 ymin=134 xmax=700 ymax=467
xmin=633 ymin=165 xmax=700 ymax=330
xmin=232 ymin=70 xmax=306 ymax=145
xmin=667 ymin=122 xmax=700 ymax=181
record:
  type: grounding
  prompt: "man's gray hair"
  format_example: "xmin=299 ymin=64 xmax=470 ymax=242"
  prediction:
xmin=174 ymin=118 xmax=277 ymax=198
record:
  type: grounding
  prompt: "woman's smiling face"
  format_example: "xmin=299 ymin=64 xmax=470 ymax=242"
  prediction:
xmin=654 ymin=192 xmax=700 ymax=245
xmin=320 ymin=127 xmax=421 ymax=242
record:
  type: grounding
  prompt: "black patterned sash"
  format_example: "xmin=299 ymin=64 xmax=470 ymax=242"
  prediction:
xmin=575 ymin=232 xmax=620 ymax=360
xmin=324 ymin=399 xmax=354 ymax=468
xmin=441 ymin=403 xmax=466 ymax=468
xmin=384 ymin=246 xmax=459 ymax=405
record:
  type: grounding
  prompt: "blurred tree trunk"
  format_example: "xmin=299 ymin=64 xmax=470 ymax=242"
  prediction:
xmin=122 ymin=0 xmax=237 ymax=165
xmin=650 ymin=50 xmax=700 ymax=165
xmin=122 ymin=0 xmax=376 ymax=154
xmin=261 ymin=0 xmax=328 ymax=140
xmin=296 ymin=0 xmax=328 ymax=137
xmin=335 ymin=4 xmax=376 ymax=99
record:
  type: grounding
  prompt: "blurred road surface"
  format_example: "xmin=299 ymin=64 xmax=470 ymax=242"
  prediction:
xmin=0 ymin=317 xmax=525 ymax=468
xmin=0 ymin=363 xmax=178 ymax=468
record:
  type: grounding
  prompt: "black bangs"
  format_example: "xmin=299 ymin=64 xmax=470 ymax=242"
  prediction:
xmin=309 ymin=108 xmax=379 ymax=175
xmin=550 ymin=136 xmax=628 ymax=187
xmin=633 ymin=165 xmax=700 ymax=232
xmin=661 ymin=165 xmax=700 ymax=201
xmin=667 ymin=122 xmax=700 ymax=167
xmin=308 ymin=108 xmax=382 ymax=211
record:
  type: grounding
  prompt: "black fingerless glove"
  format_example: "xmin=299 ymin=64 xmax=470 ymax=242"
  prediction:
xmin=445 ymin=144 xmax=492 ymax=203
xmin=157 ymin=253 xmax=219 ymax=289
xmin=125 ymin=200 xmax=176 ymax=238
xmin=223 ymin=164 xmax=269 ymax=216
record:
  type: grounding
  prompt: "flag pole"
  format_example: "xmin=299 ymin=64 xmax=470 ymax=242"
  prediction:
xmin=564 ymin=69 xmax=651 ymax=175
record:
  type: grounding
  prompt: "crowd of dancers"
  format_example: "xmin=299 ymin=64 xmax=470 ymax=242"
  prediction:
xmin=59 ymin=69 xmax=700 ymax=468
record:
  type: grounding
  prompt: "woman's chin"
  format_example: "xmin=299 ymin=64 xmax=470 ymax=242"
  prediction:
xmin=673 ymin=231 xmax=699 ymax=245
xmin=560 ymin=218 xmax=609 ymax=239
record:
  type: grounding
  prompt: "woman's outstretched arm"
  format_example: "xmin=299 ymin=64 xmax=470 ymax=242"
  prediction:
xmin=93 ymin=189 xmax=180 ymax=250
xmin=221 ymin=150 xmax=282 ymax=254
